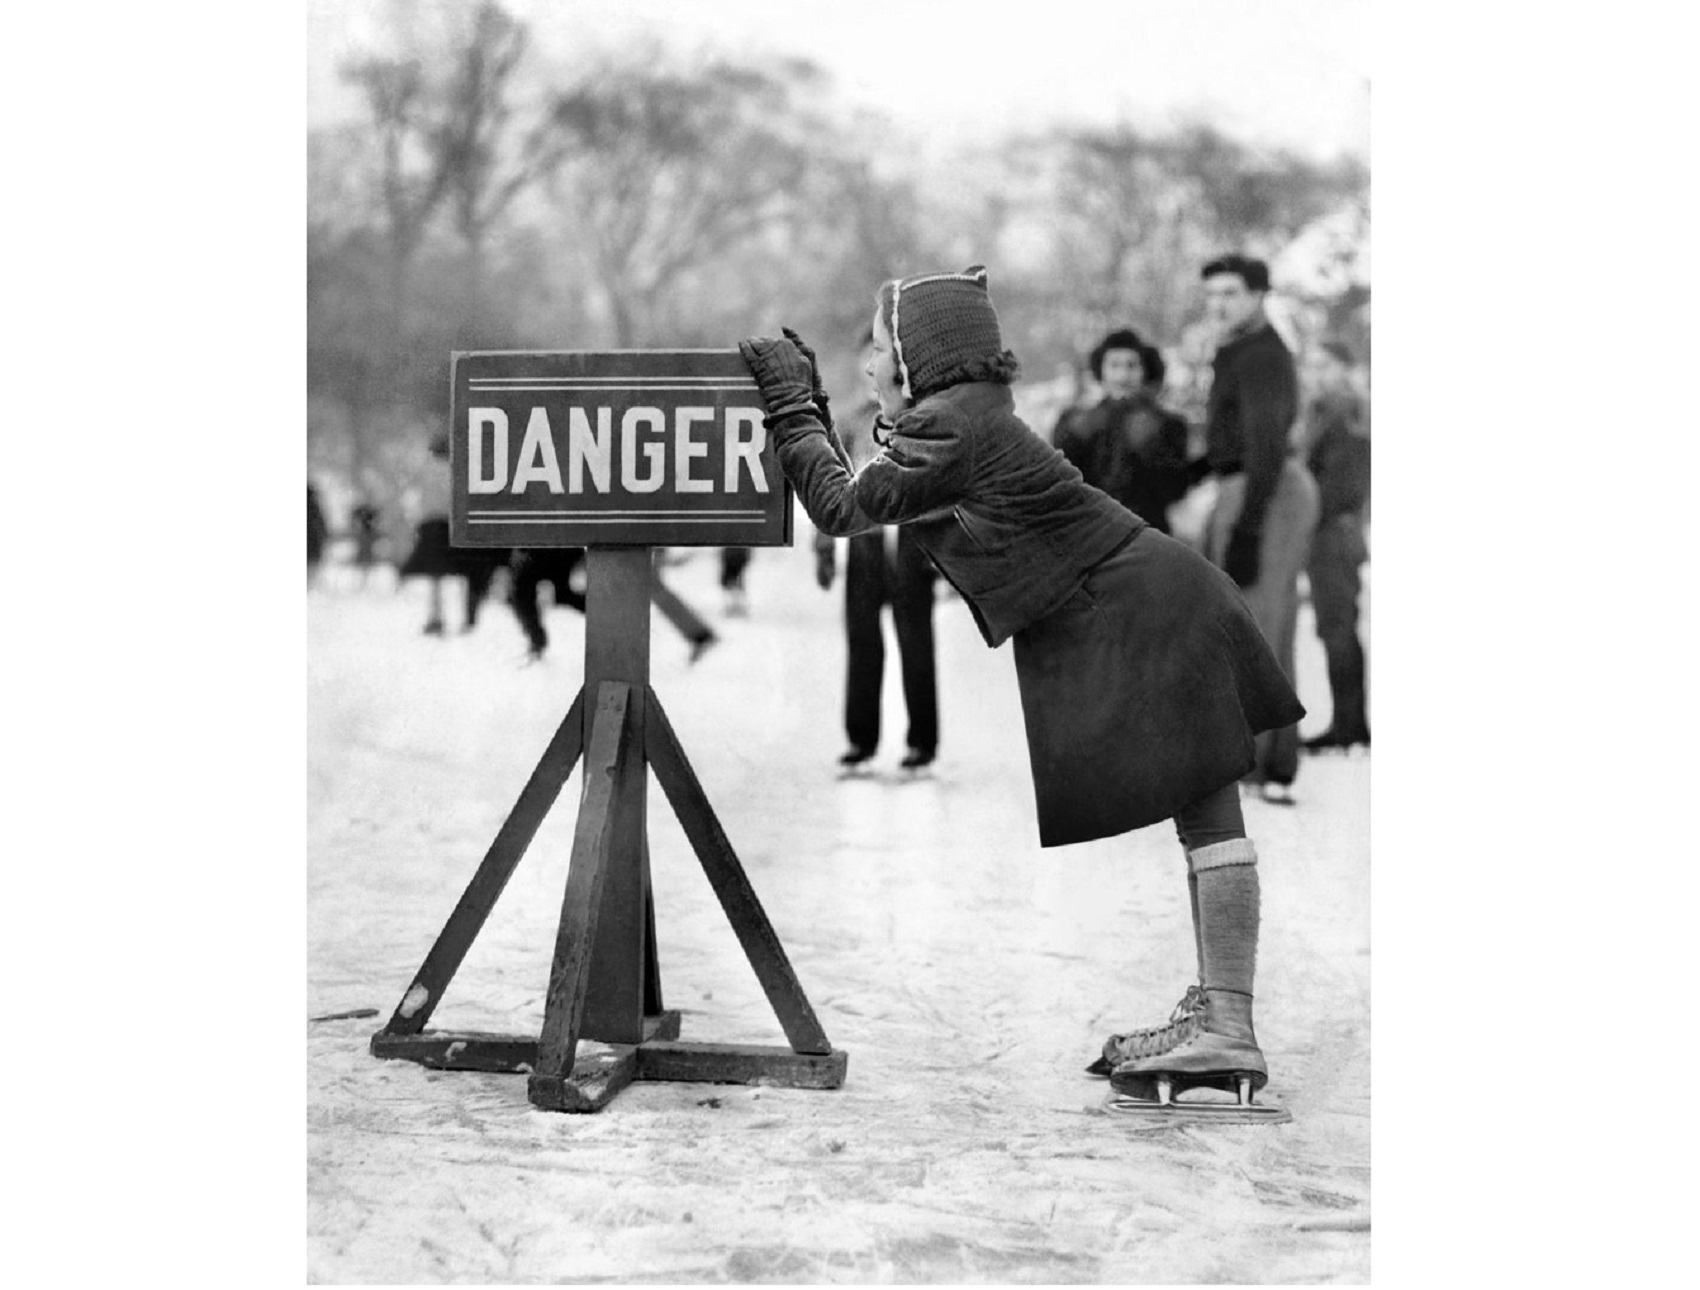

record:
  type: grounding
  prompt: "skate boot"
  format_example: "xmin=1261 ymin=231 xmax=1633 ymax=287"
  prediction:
xmin=1085 ymin=985 xmax=1206 ymax=1076
xmin=1104 ymin=990 xmax=1289 ymax=1124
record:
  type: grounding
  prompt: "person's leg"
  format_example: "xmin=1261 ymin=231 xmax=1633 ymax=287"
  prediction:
xmin=509 ymin=556 xmax=548 ymax=655
xmin=1307 ymin=519 xmax=1369 ymax=745
xmin=424 ymin=577 xmax=446 ymax=634
xmin=891 ymin=572 xmax=938 ymax=761
xmin=463 ymin=565 xmax=493 ymax=631
xmin=1174 ymin=782 xmax=1260 ymax=1044
xmin=1093 ymin=781 xmax=1264 ymax=1078
xmin=548 ymin=549 xmax=588 ymax=615
xmin=720 ymin=546 xmax=751 ymax=615
xmin=1247 ymin=463 xmax=1320 ymax=786
xmin=651 ymin=574 xmax=717 ymax=658
xmin=842 ymin=538 xmax=885 ymax=759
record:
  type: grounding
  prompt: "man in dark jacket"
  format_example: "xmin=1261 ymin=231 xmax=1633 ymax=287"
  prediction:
xmin=816 ymin=399 xmax=940 ymax=771
xmin=1054 ymin=329 xmax=1198 ymax=534
xmin=1298 ymin=341 xmax=1371 ymax=751
xmin=1200 ymin=254 xmax=1320 ymax=800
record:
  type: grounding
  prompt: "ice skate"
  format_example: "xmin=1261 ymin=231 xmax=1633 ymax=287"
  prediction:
xmin=836 ymin=746 xmax=877 ymax=778
xmin=1086 ymin=985 xmax=1206 ymax=1075
xmin=1303 ymin=727 xmax=1370 ymax=754
xmin=1102 ymin=990 xmax=1289 ymax=1124
xmin=899 ymin=747 xmax=935 ymax=774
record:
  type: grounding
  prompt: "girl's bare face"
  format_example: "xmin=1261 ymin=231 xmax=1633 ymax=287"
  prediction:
xmin=866 ymin=309 xmax=908 ymax=420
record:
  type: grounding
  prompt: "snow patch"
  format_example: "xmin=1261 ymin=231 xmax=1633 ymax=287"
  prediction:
xmin=398 ymin=984 xmax=430 ymax=1018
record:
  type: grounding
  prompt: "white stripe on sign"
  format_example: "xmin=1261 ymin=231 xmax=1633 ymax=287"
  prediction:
xmin=468 ymin=516 xmax=769 ymax=524
xmin=466 ymin=384 xmax=759 ymax=393
xmin=468 ymin=375 xmax=753 ymax=383
xmin=468 ymin=509 xmax=767 ymax=517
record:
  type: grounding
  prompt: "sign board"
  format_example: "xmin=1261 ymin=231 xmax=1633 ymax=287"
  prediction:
xmin=450 ymin=350 xmax=793 ymax=548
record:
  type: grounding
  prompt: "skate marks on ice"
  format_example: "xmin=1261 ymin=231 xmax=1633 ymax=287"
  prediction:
xmin=308 ymin=553 xmax=1370 ymax=1283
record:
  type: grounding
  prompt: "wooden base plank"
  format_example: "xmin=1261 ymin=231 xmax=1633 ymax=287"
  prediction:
xmin=369 ymin=1011 xmax=681 ymax=1074
xmin=635 ymin=1041 xmax=848 ymax=1089
xmin=368 ymin=1030 xmax=539 ymax=1073
xmin=528 ymin=1047 xmax=639 ymax=1112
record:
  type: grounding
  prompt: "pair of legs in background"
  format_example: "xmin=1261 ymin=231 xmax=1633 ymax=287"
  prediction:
xmin=1207 ymin=460 xmax=1321 ymax=794
xmin=841 ymin=527 xmax=938 ymax=769
xmin=1305 ymin=512 xmax=1371 ymax=749
xmin=510 ymin=549 xmax=717 ymax=662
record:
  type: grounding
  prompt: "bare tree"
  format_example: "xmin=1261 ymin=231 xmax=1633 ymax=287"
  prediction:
xmin=539 ymin=55 xmax=820 ymax=346
xmin=427 ymin=1 xmax=551 ymax=335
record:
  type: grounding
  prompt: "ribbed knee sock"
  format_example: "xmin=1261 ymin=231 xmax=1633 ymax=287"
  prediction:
xmin=1187 ymin=839 xmax=1260 ymax=997
xmin=1187 ymin=873 xmax=1203 ymax=984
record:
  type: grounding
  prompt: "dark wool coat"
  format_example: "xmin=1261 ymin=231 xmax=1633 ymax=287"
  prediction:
xmin=399 ymin=519 xmax=509 ymax=581
xmin=1054 ymin=393 xmax=1194 ymax=533
xmin=773 ymin=382 xmax=1303 ymax=846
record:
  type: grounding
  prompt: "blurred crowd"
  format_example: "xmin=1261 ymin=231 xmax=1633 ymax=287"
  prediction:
xmin=308 ymin=252 xmax=1369 ymax=798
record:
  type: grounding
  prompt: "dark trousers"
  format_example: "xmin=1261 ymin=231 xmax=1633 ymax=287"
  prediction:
xmin=511 ymin=550 xmax=711 ymax=654
xmin=844 ymin=530 xmax=937 ymax=755
xmin=1307 ymin=514 xmax=1370 ymax=740
xmin=510 ymin=550 xmax=588 ymax=651
xmin=720 ymin=547 xmax=751 ymax=589
xmin=1207 ymin=461 xmax=1321 ymax=787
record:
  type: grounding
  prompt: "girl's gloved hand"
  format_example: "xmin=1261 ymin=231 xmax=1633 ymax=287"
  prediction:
xmin=781 ymin=326 xmax=832 ymax=432
xmin=738 ymin=335 xmax=818 ymax=429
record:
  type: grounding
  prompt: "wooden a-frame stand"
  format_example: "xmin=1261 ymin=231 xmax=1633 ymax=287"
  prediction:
xmin=370 ymin=548 xmax=847 ymax=1112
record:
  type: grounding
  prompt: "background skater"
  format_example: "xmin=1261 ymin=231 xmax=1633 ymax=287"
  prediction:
xmin=1298 ymin=340 xmax=1372 ymax=752
xmin=817 ymin=330 xmax=940 ymax=772
xmin=741 ymin=266 xmax=1302 ymax=1118
xmin=1198 ymin=255 xmax=1320 ymax=803
xmin=1054 ymin=328 xmax=1197 ymax=535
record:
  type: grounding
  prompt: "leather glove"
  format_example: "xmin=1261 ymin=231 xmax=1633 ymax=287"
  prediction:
xmin=1224 ymin=524 xmax=1262 ymax=588
xmin=815 ymin=546 xmax=835 ymax=590
xmin=738 ymin=335 xmax=817 ymax=428
xmin=781 ymin=326 xmax=833 ymax=433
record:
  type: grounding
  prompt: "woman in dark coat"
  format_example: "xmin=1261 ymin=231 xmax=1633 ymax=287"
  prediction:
xmin=739 ymin=267 xmax=1304 ymax=1113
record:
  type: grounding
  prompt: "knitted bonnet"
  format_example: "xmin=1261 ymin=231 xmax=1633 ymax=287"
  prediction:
xmin=888 ymin=264 xmax=1006 ymax=400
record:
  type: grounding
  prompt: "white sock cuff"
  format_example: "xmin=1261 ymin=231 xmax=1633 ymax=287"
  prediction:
xmin=1188 ymin=838 xmax=1258 ymax=873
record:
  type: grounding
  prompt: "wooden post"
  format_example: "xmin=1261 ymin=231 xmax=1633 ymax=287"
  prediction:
xmin=371 ymin=543 xmax=845 ymax=1111
xmin=578 ymin=548 xmax=659 ymax=1045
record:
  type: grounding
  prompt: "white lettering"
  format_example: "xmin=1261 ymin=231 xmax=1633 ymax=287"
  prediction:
xmin=675 ymin=406 xmax=713 ymax=494
xmin=568 ymin=407 xmax=612 ymax=494
xmin=510 ymin=407 xmax=564 ymax=493
xmin=622 ymin=407 xmax=665 ymax=493
xmin=468 ymin=408 xmax=508 ymax=494
xmin=725 ymin=408 xmax=768 ymax=493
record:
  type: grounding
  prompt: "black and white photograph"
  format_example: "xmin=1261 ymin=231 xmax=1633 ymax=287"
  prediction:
xmin=18 ymin=0 xmax=1696 ymax=1284
xmin=301 ymin=0 xmax=1373 ymax=1280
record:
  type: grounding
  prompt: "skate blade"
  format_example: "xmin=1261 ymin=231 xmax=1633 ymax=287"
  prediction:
xmin=1102 ymin=1091 xmax=1292 ymax=1126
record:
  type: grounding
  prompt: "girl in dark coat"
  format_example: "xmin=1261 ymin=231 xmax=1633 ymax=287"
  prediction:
xmin=739 ymin=267 xmax=1304 ymax=1111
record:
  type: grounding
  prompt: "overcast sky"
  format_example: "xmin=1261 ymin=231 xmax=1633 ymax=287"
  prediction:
xmin=306 ymin=0 xmax=1370 ymax=159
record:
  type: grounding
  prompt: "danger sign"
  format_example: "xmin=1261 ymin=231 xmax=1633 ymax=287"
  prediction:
xmin=450 ymin=350 xmax=793 ymax=547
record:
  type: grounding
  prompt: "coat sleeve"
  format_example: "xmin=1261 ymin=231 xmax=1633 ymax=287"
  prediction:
xmin=771 ymin=400 xmax=976 ymax=537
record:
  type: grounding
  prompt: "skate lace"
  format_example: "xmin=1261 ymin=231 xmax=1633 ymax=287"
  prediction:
xmin=1104 ymin=986 xmax=1207 ymax=1065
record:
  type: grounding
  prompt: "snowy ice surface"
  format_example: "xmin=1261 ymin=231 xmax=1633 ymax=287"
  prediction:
xmin=307 ymin=536 xmax=1370 ymax=1283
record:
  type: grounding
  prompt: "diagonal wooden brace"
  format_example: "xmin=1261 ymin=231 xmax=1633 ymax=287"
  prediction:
xmin=527 ymin=683 xmax=633 ymax=1105
xmin=377 ymin=688 xmax=587 ymax=1038
xmin=645 ymin=690 xmax=834 ymax=1056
